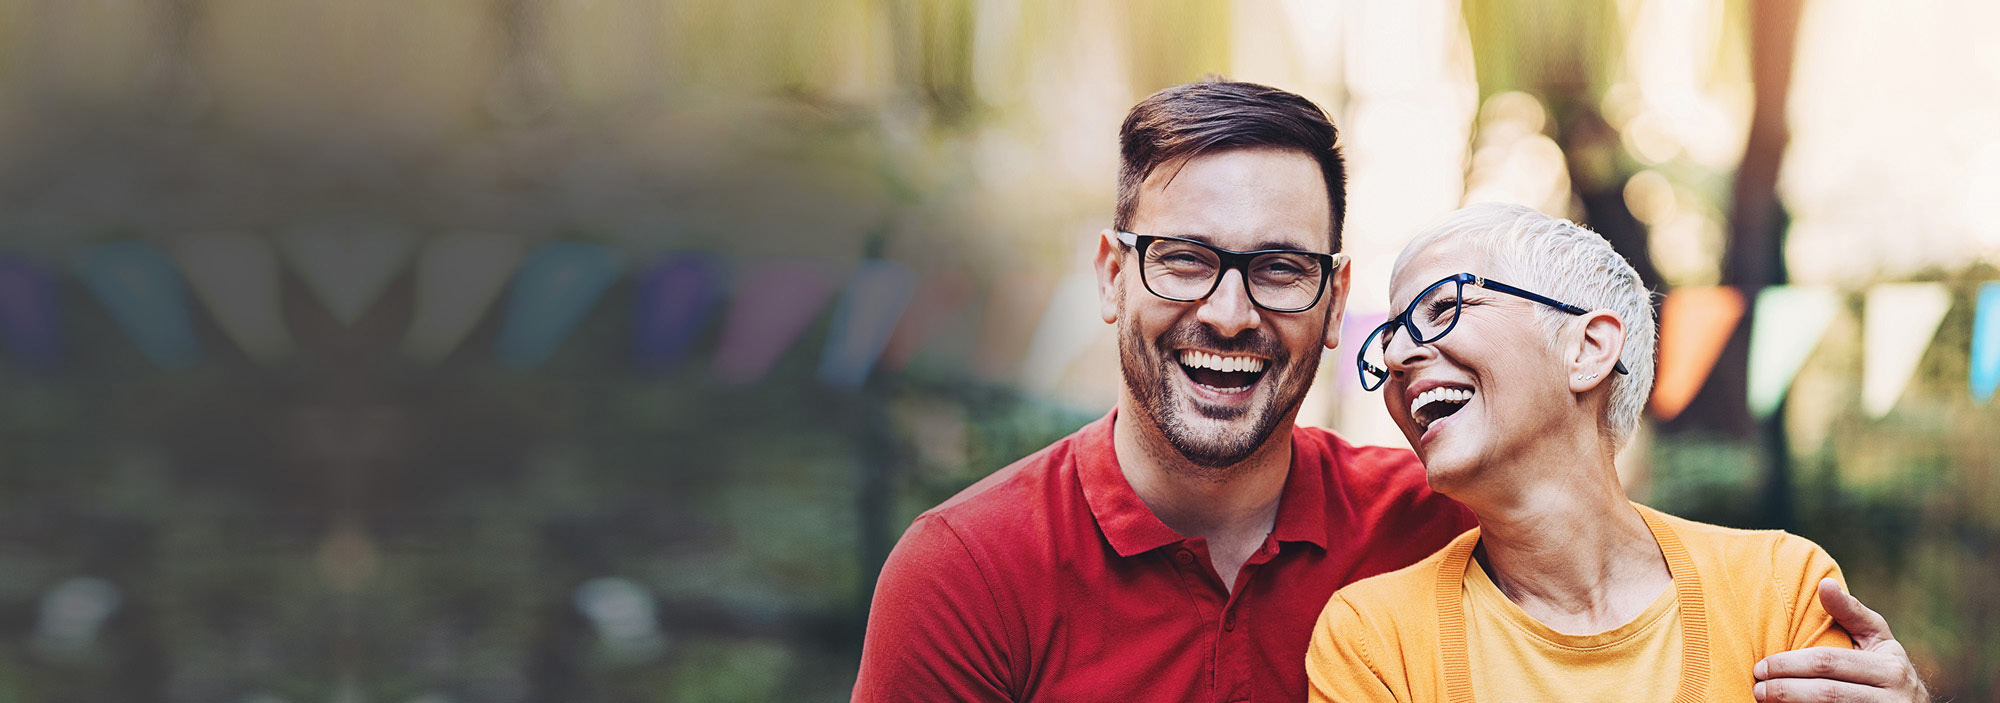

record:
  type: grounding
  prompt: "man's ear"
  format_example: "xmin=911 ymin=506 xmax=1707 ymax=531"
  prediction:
xmin=1322 ymin=253 xmax=1353 ymax=350
xmin=1567 ymin=309 xmax=1627 ymax=393
xmin=1095 ymin=229 xmax=1124 ymax=324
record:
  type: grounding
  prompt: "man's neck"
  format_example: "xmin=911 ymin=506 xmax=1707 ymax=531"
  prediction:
xmin=1110 ymin=402 xmax=1292 ymax=552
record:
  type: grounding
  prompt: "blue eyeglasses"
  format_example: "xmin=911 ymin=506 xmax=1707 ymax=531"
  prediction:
xmin=1357 ymin=272 xmax=1631 ymax=391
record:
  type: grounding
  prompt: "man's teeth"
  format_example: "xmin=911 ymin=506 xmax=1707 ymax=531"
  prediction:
xmin=1178 ymin=350 xmax=1267 ymax=373
xmin=1410 ymin=387 xmax=1474 ymax=423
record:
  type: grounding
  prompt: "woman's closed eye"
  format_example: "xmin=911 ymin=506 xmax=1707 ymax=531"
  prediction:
xmin=1422 ymin=297 xmax=1459 ymax=323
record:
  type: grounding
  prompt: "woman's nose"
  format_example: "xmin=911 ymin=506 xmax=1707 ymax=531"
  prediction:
xmin=1382 ymin=323 xmax=1435 ymax=372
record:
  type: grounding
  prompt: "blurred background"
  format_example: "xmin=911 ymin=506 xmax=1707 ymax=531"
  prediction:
xmin=0 ymin=0 xmax=1996 ymax=701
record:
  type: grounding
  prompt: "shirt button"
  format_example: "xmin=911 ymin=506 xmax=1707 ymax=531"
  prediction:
xmin=1224 ymin=612 xmax=1236 ymax=631
xmin=1178 ymin=550 xmax=1196 ymax=564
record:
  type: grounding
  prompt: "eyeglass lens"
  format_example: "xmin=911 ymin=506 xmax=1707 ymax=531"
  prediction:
xmin=1139 ymin=239 xmax=1325 ymax=311
xmin=1358 ymin=278 xmax=1464 ymax=389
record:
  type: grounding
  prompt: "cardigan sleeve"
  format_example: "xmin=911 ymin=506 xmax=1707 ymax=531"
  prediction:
xmin=1306 ymin=593 xmax=1404 ymax=703
xmin=1771 ymin=533 xmax=1858 ymax=650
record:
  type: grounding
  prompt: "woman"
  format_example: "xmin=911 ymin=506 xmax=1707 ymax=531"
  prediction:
xmin=1306 ymin=203 xmax=1851 ymax=702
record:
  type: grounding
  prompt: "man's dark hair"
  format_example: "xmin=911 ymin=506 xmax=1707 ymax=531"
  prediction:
xmin=1115 ymin=79 xmax=1347 ymax=251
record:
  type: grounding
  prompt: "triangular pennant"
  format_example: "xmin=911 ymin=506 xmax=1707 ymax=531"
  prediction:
xmin=75 ymin=243 xmax=200 ymax=370
xmin=1650 ymin=286 xmax=1745 ymax=421
xmin=1974 ymin=283 xmax=2000 ymax=405
xmin=818 ymin=260 xmax=918 ymax=390
xmin=974 ymin=270 xmax=1055 ymax=384
xmin=711 ymin=260 xmax=840 ymax=384
xmin=1747 ymin=286 xmax=1839 ymax=419
xmin=1862 ymin=282 xmax=1952 ymax=417
xmin=0 ymin=256 xmax=62 ymax=369
xmin=877 ymin=270 xmax=974 ymax=373
xmin=405 ymin=232 xmax=526 ymax=363
xmin=632 ymin=254 xmax=725 ymax=368
xmin=279 ymin=221 xmax=418 ymax=325
xmin=1018 ymin=267 xmax=1109 ymax=397
xmin=494 ymin=241 xmax=623 ymax=369
xmin=176 ymin=233 xmax=291 ymax=364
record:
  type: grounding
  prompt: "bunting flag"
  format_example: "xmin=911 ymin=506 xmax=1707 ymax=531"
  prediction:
xmin=1747 ymin=286 xmax=1840 ymax=419
xmin=1018 ymin=267 xmax=1107 ymax=397
xmin=818 ymin=260 xmax=917 ymax=390
xmin=405 ymin=232 xmax=526 ymax=363
xmin=974 ymin=269 xmax=1055 ymax=383
xmin=176 ymin=233 xmax=291 ymax=364
xmin=1337 ymin=311 xmax=1390 ymax=393
xmin=1974 ymin=283 xmax=2000 ymax=405
xmin=0 ymin=256 xmax=62 ymax=369
xmin=76 ymin=242 xmax=200 ymax=370
xmin=632 ymin=254 xmax=725 ymax=368
xmin=877 ymin=270 xmax=975 ymax=373
xmin=1862 ymin=283 xmax=1952 ymax=418
xmin=711 ymin=259 xmax=839 ymax=384
xmin=278 ymin=221 xmax=418 ymax=325
xmin=1650 ymin=286 xmax=1745 ymax=421
xmin=494 ymin=241 xmax=623 ymax=369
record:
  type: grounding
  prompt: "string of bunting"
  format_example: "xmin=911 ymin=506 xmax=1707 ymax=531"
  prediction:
xmin=2 ymin=237 xmax=1996 ymax=408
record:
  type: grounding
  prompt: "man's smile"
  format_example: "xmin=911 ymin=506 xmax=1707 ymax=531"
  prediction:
xmin=1176 ymin=349 xmax=1270 ymax=393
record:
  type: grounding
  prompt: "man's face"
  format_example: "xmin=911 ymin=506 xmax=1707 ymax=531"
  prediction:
xmin=1095 ymin=147 xmax=1349 ymax=473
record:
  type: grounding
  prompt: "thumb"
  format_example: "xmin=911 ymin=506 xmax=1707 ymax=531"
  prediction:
xmin=1818 ymin=577 xmax=1895 ymax=648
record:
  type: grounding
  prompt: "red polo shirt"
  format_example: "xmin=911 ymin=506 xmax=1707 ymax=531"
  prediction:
xmin=854 ymin=409 xmax=1475 ymax=702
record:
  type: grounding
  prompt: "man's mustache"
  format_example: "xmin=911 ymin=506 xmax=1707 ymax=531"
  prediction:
xmin=1154 ymin=323 xmax=1285 ymax=362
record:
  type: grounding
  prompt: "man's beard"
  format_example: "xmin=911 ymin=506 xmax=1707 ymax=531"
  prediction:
xmin=1118 ymin=308 xmax=1319 ymax=476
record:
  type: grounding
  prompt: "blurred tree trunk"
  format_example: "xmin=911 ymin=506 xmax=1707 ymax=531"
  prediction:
xmin=1461 ymin=0 xmax=1664 ymax=294
xmin=1670 ymin=0 xmax=1805 ymax=527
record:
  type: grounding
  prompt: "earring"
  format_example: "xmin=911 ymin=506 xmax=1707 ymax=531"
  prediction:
xmin=1577 ymin=373 xmax=1599 ymax=381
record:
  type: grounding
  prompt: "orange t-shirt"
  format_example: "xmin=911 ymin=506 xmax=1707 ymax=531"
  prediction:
xmin=1306 ymin=504 xmax=1854 ymax=703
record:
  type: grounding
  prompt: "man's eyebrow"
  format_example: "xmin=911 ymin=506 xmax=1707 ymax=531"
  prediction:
xmin=1251 ymin=240 xmax=1316 ymax=252
xmin=1164 ymin=234 xmax=1321 ymax=253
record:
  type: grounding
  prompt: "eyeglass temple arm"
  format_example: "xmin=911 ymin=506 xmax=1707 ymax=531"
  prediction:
xmin=1474 ymin=276 xmax=1632 ymax=376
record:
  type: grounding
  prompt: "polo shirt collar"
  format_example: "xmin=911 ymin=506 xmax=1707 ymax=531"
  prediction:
xmin=1078 ymin=408 xmax=1332 ymax=558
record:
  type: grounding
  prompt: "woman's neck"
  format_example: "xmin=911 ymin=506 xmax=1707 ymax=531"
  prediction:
xmin=1466 ymin=462 xmax=1672 ymax=635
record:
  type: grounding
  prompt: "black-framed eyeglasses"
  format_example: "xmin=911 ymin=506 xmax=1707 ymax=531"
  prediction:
xmin=1116 ymin=231 xmax=1348 ymax=313
xmin=1356 ymin=272 xmax=1632 ymax=391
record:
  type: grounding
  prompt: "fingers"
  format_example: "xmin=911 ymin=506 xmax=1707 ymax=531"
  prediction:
xmin=1817 ymin=578 xmax=1896 ymax=646
xmin=1755 ymin=648 xmax=1906 ymax=688
xmin=1754 ymin=678 xmax=1893 ymax=703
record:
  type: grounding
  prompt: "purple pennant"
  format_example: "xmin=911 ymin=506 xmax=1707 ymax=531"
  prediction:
xmin=0 ymin=256 xmax=61 ymax=369
xmin=710 ymin=259 xmax=839 ymax=384
xmin=632 ymin=254 xmax=725 ymax=368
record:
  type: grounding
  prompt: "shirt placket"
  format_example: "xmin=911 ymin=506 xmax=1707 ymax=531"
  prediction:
xmin=1222 ymin=536 xmax=1283 ymax=702
xmin=1176 ymin=535 xmax=1283 ymax=703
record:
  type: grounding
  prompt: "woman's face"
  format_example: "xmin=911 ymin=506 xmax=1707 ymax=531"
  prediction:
xmin=1380 ymin=244 xmax=1578 ymax=495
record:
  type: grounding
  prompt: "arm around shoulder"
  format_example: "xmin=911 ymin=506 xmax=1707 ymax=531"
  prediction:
xmin=853 ymin=515 xmax=1015 ymax=703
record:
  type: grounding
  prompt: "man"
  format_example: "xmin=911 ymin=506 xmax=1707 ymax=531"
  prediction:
xmin=853 ymin=79 xmax=1928 ymax=703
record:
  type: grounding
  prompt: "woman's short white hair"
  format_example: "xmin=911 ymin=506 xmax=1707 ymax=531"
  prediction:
xmin=1392 ymin=202 xmax=1658 ymax=446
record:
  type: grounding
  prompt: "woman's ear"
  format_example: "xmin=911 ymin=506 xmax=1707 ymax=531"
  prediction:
xmin=1568 ymin=309 xmax=1626 ymax=393
xmin=1095 ymin=229 xmax=1124 ymax=324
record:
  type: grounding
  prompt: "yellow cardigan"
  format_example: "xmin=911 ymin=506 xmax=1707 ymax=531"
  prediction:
xmin=1306 ymin=504 xmax=1854 ymax=703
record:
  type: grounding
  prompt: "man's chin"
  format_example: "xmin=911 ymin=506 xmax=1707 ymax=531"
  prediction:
xmin=1159 ymin=394 xmax=1275 ymax=469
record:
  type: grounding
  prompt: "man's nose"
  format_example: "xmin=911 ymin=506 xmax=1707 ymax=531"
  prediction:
xmin=1195 ymin=269 xmax=1261 ymax=337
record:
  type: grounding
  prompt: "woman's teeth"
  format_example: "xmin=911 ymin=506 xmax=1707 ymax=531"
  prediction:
xmin=1411 ymin=387 xmax=1473 ymax=428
